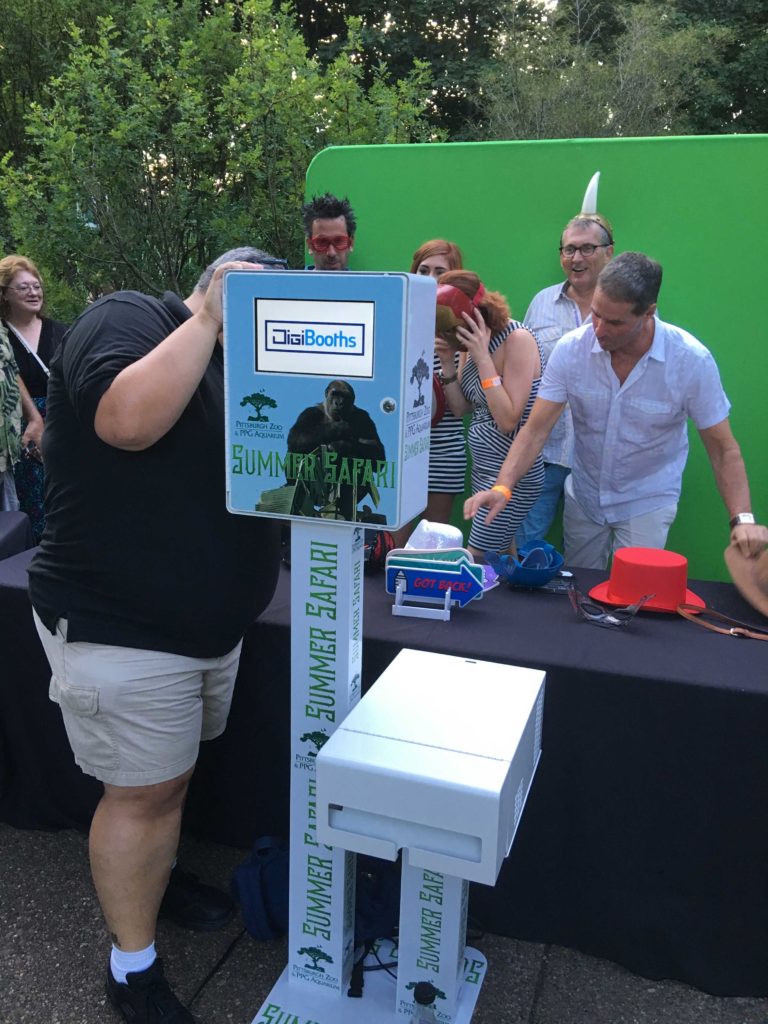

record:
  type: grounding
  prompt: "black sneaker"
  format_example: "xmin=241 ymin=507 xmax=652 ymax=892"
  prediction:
xmin=159 ymin=865 xmax=236 ymax=932
xmin=106 ymin=959 xmax=196 ymax=1022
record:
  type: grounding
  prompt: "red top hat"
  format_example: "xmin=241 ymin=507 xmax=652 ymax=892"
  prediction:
xmin=589 ymin=547 xmax=705 ymax=613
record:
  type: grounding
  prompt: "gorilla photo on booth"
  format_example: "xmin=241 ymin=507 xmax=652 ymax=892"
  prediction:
xmin=286 ymin=379 xmax=387 ymax=521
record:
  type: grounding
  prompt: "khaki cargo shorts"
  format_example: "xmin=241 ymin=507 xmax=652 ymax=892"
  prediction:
xmin=33 ymin=610 xmax=242 ymax=787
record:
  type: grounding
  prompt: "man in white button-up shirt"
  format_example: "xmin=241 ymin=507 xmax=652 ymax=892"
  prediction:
xmin=465 ymin=252 xmax=766 ymax=569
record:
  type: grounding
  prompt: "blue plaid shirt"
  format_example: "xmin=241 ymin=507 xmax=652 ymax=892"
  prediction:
xmin=523 ymin=282 xmax=586 ymax=469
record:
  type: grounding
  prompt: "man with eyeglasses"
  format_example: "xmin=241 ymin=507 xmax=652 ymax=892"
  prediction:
xmin=301 ymin=192 xmax=356 ymax=271
xmin=28 ymin=247 xmax=284 ymax=1024
xmin=467 ymin=252 xmax=767 ymax=569
xmin=516 ymin=213 xmax=614 ymax=548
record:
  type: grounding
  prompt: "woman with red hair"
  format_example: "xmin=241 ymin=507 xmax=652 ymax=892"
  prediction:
xmin=435 ymin=270 xmax=543 ymax=559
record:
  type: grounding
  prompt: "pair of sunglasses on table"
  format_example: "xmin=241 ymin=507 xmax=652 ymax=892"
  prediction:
xmin=568 ymin=586 xmax=654 ymax=629
xmin=570 ymin=586 xmax=768 ymax=638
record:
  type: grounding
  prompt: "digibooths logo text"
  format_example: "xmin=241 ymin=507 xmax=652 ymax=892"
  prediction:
xmin=265 ymin=319 xmax=366 ymax=356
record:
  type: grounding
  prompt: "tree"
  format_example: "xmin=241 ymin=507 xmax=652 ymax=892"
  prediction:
xmin=0 ymin=0 xmax=107 ymax=250
xmin=299 ymin=730 xmax=329 ymax=754
xmin=409 ymin=356 xmax=430 ymax=407
xmin=546 ymin=0 xmax=766 ymax=134
xmin=279 ymin=0 xmax=543 ymax=136
xmin=479 ymin=1 xmax=732 ymax=140
xmin=241 ymin=392 xmax=278 ymax=422
xmin=0 ymin=0 xmax=437 ymax=319
xmin=406 ymin=980 xmax=447 ymax=999
xmin=641 ymin=0 xmax=768 ymax=133
xmin=297 ymin=945 xmax=333 ymax=970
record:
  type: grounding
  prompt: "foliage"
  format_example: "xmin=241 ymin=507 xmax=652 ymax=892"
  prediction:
xmin=0 ymin=0 xmax=437 ymax=318
xmin=279 ymin=0 xmax=535 ymax=134
xmin=1 ymin=0 xmax=765 ymax=315
xmin=545 ymin=0 xmax=766 ymax=134
xmin=280 ymin=0 xmax=768 ymax=137
xmin=0 ymin=0 xmax=108 ymax=163
xmin=479 ymin=1 xmax=733 ymax=140
xmin=641 ymin=0 xmax=768 ymax=133
xmin=0 ymin=0 xmax=106 ymax=246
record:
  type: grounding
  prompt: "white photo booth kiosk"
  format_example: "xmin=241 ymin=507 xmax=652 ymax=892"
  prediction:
xmin=223 ymin=270 xmax=546 ymax=1024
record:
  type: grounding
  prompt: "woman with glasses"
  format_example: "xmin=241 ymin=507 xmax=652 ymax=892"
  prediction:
xmin=393 ymin=239 xmax=466 ymax=544
xmin=0 ymin=255 xmax=68 ymax=540
xmin=435 ymin=270 xmax=543 ymax=561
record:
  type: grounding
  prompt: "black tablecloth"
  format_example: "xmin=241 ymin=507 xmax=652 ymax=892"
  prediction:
xmin=0 ymin=511 xmax=33 ymax=560
xmin=0 ymin=549 xmax=102 ymax=826
xmin=2 ymin=552 xmax=768 ymax=995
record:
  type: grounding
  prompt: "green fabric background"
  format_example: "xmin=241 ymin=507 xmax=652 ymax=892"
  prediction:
xmin=307 ymin=134 xmax=768 ymax=581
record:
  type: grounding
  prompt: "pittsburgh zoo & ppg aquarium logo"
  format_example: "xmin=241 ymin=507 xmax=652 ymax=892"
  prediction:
xmin=241 ymin=389 xmax=276 ymax=423
xmin=410 ymin=353 xmax=431 ymax=409
xmin=300 ymin=730 xmax=329 ymax=757
xmin=234 ymin=390 xmax=283 ymax=438
xmin=297 ymin=945 xmax=334 ymax=973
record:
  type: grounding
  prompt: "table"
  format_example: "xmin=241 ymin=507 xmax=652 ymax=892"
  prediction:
xmin=2 ymin=551 xmax=768 ymax=996
xmin=0 ymin=511 xmax=33 ymax=560
xmin=0 ymin=549 xmax=102 ymax=827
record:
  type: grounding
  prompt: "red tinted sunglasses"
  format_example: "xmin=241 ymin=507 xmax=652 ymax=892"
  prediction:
xmin=309 ymin=234 xmax=353 ymax=253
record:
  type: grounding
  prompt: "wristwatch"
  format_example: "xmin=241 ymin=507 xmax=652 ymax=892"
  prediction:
xmin=439 ymin=371 xmax=458 ymax=386
xmin=729 ymin=512 xmax=755 ymax=530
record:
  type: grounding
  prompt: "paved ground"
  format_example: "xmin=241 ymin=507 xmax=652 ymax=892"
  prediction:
xmin=1 ymin=822 xmax=767 ymax=1024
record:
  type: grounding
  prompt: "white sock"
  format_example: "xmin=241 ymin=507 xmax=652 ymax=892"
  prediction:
xmin=110 ymin=942 xmax=157 ymax=984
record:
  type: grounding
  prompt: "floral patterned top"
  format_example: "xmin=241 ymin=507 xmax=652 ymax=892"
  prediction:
xmin=0 ymin=322 xmax=22 ymax=474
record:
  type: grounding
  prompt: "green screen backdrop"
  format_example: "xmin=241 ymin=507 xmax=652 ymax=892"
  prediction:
xmin=306 ymin=135 xmax=768 ymax=581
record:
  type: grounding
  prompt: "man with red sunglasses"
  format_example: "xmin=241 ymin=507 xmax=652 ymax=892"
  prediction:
xmin=301 ymin=192 xmax=356 ymax=271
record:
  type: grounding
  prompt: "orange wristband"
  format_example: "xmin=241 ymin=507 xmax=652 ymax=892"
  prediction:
xmin=491 ymin=484 xmax=512 ymax=501
xmin=481 ymin=375 xmax=502 ymax=390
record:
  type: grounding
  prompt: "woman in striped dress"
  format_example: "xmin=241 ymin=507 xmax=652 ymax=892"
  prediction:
xmin=435 ymin=271 xmax=543 ymax=560
xmin=393 ymin=239 xmax=466 ymax=545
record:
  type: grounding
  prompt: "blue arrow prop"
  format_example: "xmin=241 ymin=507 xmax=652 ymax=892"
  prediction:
xmin=385 ymin=559 xmax=484 ymax=608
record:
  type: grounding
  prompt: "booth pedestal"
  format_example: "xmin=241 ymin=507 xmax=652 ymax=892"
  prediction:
xmin=252 ymin=944 xmax=487 ymax=1024
xmin=247 ymin=534 xmax=544 ymax=1023
xmin=250 ymin=520 xmax=365 ymax=1022
xmin=315 ymin=648 xmax=545 ymax=1022
xmin=249 ymin=527 xmax=507 ymax=1024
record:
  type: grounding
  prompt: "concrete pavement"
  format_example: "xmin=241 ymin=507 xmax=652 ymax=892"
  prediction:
xmin=1 ymin=823 xmax=766 ymax=1024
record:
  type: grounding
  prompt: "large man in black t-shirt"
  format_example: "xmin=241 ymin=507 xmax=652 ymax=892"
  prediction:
xmin=30 ymin=248 xmax=283 ymax=1024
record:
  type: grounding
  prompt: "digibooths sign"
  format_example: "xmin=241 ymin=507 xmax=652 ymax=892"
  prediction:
xmin=223 ymin=270 xmax=436 ymax=530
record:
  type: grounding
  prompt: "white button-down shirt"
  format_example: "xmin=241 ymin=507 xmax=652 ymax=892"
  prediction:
xmin=538 ymin=316 xmax=731 ymax=523
xmin=524 ymin=282 xmax=585 ymax=469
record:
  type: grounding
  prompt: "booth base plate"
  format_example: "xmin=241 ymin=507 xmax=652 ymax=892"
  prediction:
xmin=249 ymin=943 xmax=487 ymax=1023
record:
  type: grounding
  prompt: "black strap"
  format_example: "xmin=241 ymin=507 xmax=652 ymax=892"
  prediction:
xmin=6 ymin=322 xmax=49 ymax=377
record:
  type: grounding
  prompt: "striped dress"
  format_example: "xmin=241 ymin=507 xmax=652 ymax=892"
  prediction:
xmin=461 ymin=320 xmax=544 ymax=552
xmin=428 ymin=350 xmax=466 ymax=493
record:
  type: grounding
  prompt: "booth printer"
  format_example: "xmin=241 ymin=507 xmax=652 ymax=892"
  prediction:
xmin=316 ymin=648 xmax=544 ymax=884
xmin=317 ymin=648 xmax=545 ymax=1022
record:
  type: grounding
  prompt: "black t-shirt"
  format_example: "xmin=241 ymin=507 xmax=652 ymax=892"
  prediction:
xmin=5 ymin=318 xmax=68 ymax=398
xmin=29 ymin=291 xmax=281 ymax=657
